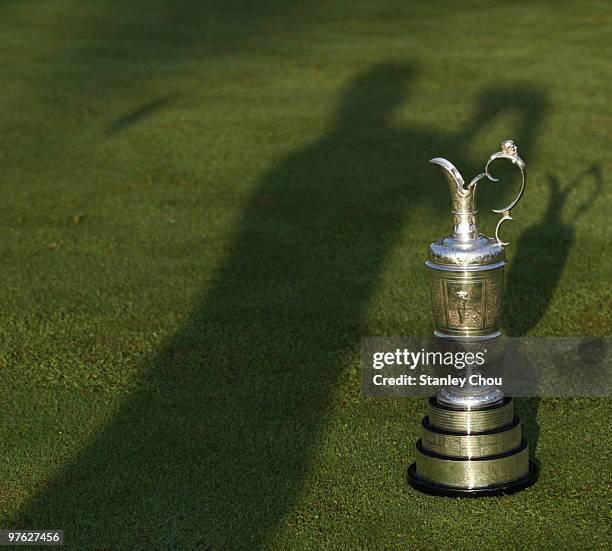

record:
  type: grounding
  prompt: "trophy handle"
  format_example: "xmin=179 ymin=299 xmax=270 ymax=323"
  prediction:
xmin=484 ymin=140 xmax=527 ymax=246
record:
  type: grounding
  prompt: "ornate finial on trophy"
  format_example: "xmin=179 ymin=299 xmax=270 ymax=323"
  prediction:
xmin=501 ymin=139 xmax=518 ymax=156
xmin=408 ymin=140 xmax=538 ymax=497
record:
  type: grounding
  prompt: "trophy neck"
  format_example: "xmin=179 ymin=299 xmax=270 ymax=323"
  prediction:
xmin=452 ymin=210 xmax=479 ymax=240
xmin=447 ymin=167 xmax=480 ymax=240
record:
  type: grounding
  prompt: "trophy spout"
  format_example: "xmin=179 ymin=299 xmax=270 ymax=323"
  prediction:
xmin=429 ymin=158 xmax=465 ymax=199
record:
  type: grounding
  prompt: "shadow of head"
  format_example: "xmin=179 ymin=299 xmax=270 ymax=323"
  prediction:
xmin=333 ymin=62 xmax=417 ymax=129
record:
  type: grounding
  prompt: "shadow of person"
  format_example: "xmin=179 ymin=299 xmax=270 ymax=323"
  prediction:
xmin=15 ymin=64 xmax=547 ymax=548
xmin=505 ymin=164 xmax=603 ymax=458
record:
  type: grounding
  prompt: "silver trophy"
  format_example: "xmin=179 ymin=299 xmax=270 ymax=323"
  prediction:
xmin=408 ymin=140 xmax=538 ymax=496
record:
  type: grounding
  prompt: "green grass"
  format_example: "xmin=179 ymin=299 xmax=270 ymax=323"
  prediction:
xmin=0 ymin=1 xmax=610 ymax=549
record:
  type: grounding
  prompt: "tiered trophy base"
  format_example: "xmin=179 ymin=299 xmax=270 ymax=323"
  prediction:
xmin=408 ymin=397 xmax=538 ymax=497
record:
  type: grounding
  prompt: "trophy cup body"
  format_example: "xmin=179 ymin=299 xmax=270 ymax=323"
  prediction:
xmin=408 ymin=141 xmax=539 ymax=496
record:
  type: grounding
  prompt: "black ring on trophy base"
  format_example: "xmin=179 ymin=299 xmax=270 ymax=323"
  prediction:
xmin=407 ymin=460 xmax=539 ymax=497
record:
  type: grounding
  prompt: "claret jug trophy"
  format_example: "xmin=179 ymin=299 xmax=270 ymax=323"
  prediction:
xmin=407 ymin=140 xmax=539 ymax=496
